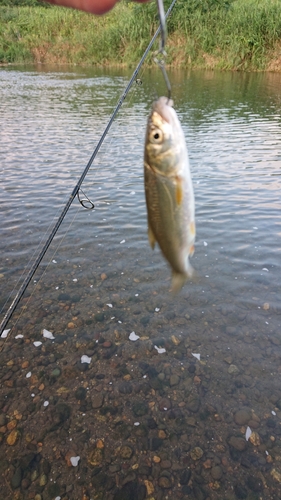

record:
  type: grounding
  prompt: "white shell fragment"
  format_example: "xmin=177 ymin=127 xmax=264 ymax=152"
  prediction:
xmin=262 ymin=268 xmax=269 ymax=272
xmin=245 ymin=426 xmax=252 ymax=441
xmin=204 ymin=241 xmax=208 ymax=246
xmin=43 ymin=329 xmax=55 ymax=340
xmin=70 ymin=456 xmax=80 ymax=467
xmin=26 ymin=372 xmax=32 ymax=378
xmin=43 ymin=401 xmax=49 ymax=407
xmin=1 ymin=329 xmax=10 ymax=338
xmin=120 ymin=240 xmax=125 ymax=244
xmin=155 ymin=308 xmax=160 ymax=312
xmin=129 ymin=331 xmax=139 ymax=342
xmin=15 ymin=334 xmax=24 ymax=339
xmin=154 ymin=346 xmax=166 ymax=354
xmin=192 ymin=353 xmax=201 ymax=361
xmin=33 ymin=341 xmax=42 ymax=347
xmin=81 ymin=355 xmax=91 ymax=364
xmin=106 ymin=304 xmax=113 ymax=308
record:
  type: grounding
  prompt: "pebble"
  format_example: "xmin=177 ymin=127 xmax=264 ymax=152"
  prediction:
xmin=7 ymin=429 xmax=19 ymax=446
xmin=211 ymin=465 xmax=223 ymax=480
xmin=170 ymin=374 xmax=180 ymax=386
xmin=91 ymin=393 xmax=104 ymax=409
xmin=228 ymin=436 xmax=247 ymax=451
xmin=190 ymin=447 xmax=204 ymax=460
xmin=11 ymin=467 xmax=22 ymax=490
xmin=228 ymin=364 xmax=240 ymax=374
xmin=234 ymin=409 xmax=252 ymax=425
xmin=119 ymin=444 xmax=134 ymax=459
xmin=158 ymin=476 xmax=172 ymax=488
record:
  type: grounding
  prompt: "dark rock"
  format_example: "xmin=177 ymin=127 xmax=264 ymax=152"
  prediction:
xmin=186 ymin=396 xmax=201 ymax=413
xmin=11 ymin=467 xmax=22 ymax=490
xmin=58 ymin=293 xmax=71 ymax=301
xmin=77 ymin=361 xmax=89 ymax=372
xmin=149 ymin=437 xmax=163 ymax=451
xmin=182 ymin=485 xmax=192 ymax=495
xmin=159 ymin=398 xmax=172 ymax=411
xmin=113 ymin=481 xmax=145 ymax=500
xmin=119 ymin=382 xmax=132 ymax=395
xmin=147 ymin=366 xmax=158 ymax=378
xmin=0 ymin=413 xmax=7 ymax=426
xmin=211 ymin=466 xmax=223 ymax=480
xmin=92 ymin=393 xmax=104 ymax=409
xmin=132 ymin=401 xmax=149 ymax=417
xmin=119 ymin=444 xmax=134 ymax=459
xmin=266 ymin=418 xmax=276 ymax=428
xmin=54 ymin=335 xmax=66 ymax=344
xmin=188 ymin=364 xmax=196 ymax=374
xmin=228 ymin=436 xmax=247 ymax=451
xmin=138 ymin=465 xmax=152 ymax=476
xmin=246 ymin=475 xmax=263 ymax=492
xmin=234 ymin=484 xmax=248 ymax=499
xmin=234 ymin=409 xmax=251 ymax=425
xmin=193 ymin=485 xmax=206 ymax=500
xmin=158 ymin=476 xmax=172 ymax=489
xmin=179 ymin=469 xmax=191 ymax=485
xmin=75 ymin=387 xmax=87 ymax=400
xmin=147 ymin=417 xmax=157 ymax=429
xmin=95 ymin=313 xmax=105 ymax=322
xmin=50 ymin=403 xmax=71 ymax=431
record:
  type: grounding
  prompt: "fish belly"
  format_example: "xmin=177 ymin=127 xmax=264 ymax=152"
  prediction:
xmin=145 ymin=164 xmax=194 ymax=277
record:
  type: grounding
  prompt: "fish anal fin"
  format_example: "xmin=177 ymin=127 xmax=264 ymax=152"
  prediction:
xmin=148 ymin=224 xmax=156 ymax=250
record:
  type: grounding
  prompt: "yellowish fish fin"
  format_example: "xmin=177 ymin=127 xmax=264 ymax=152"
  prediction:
xmin=148 ymin=224 xmax=156 ymax=250
xmin=190 ymin=244 xmax=195 ymax=257
xmin=189 ymin=220 xmax=196 ymax=237
xmin=175 ymin=176 xmax=183 ymax=206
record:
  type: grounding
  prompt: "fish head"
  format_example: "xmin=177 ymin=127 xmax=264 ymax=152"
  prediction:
xmin=145 ymin=97 xmax=185 ymax=175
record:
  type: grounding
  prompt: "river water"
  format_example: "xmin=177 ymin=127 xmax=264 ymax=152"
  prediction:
xmin=0 ymin=66 xmax=281 ymax=500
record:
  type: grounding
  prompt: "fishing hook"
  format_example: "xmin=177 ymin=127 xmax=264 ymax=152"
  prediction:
xmin=155 ymin=0 xmax=172 ymax=100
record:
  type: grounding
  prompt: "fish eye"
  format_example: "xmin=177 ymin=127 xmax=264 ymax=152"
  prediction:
xmin=150 ymin=128 xmax=163 ymax=144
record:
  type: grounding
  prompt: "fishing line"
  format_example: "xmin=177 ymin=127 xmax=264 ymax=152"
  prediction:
xmin=0 ymin=0 xmax=177 ymax=337
xmin=0 ymin=207 xmax=83 ymax=347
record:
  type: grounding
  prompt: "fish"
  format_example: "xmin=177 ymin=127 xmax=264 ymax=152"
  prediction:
xmin=144 ymin=96 xmax=195 ymax=292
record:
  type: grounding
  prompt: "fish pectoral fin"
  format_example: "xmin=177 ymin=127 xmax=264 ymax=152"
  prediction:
xmin=190 ymin=244 xmax=195 ymax=257
xmin=175 ymin=176 xmax=184 ymax=206
xmin=148 ymin=224 xmax=156 ymax=250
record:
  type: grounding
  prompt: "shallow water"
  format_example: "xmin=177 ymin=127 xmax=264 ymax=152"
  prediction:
xmin=0 ymin=66 xmax=281 ymax=500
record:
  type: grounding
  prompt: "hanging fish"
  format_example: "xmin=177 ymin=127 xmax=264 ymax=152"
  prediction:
xmin=144 ymin=96 xmax=195 ymax=292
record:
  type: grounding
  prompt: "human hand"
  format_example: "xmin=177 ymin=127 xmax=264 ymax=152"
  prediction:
xmin=45 ymin=0 xmax=149 ymax=15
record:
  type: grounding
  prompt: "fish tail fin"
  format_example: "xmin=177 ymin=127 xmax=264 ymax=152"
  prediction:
xmin=171 ymin=263 xmax=194 ymax=293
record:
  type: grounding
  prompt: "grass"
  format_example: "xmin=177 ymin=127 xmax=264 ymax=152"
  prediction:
xmin=1 ymin=0 xmax=281 ymax=70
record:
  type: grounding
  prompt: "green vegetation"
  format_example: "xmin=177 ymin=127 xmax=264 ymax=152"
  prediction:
xmin=1 ymin=0 xmax=281 ymax=70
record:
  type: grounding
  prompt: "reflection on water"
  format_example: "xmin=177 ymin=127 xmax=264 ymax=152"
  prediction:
xmin=0 ymin=66 xmax=281 ymax=499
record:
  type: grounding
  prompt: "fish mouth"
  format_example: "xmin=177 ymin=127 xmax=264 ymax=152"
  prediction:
xmin=152 ymin=97 xmax=174 ymax=124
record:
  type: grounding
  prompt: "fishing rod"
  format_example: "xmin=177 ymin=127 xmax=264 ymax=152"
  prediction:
xmin=0 ymin=0 xmax=177 ymax=336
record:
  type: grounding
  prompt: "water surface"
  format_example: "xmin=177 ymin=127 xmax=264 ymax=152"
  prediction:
xmin=0 ymin=66 xmax=281 ymax=500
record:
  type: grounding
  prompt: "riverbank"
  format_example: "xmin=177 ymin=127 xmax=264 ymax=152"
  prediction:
xmin=1 ymin=0 xmax=281 ymax=70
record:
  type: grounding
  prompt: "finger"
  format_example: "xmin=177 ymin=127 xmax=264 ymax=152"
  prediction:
xmin=45 ymin=0 xmax=149 ymax=15
xmin=46 ymin=0 xmax=117 ymax=14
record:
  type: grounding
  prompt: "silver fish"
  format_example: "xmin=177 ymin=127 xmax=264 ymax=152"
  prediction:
xmin=144 ymin=96 xmax=195 ymax=291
